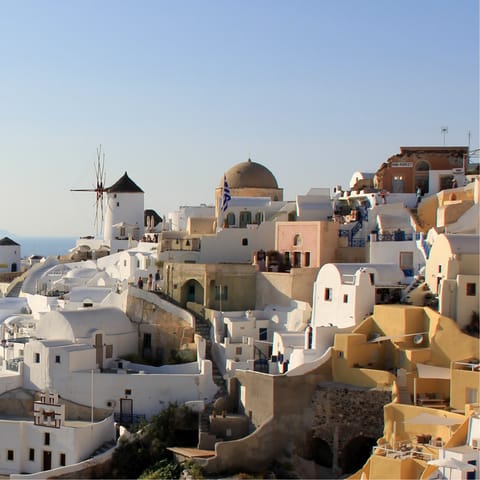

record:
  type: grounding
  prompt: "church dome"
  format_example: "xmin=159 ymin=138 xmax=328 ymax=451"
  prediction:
xmin=223 ymin=159 xmax=278 ymax=189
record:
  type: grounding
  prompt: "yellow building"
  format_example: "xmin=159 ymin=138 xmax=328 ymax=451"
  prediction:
xmin=425 ymin=233 xmax=479 ymax=329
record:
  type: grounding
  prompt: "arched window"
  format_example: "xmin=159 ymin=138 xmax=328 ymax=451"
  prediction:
xmin=293 ymin=234 xmax=302 ymax=246
xmin=415 ymin=160 xmax=430 ymax=194
xmin=226 ymin=212 xmax=236 ymax=226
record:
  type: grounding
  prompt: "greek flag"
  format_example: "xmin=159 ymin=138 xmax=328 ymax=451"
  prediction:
xmin=221 ymin=175 xmax=231 ymax=212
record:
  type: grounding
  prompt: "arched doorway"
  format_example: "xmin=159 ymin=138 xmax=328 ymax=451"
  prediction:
xmin=415 ymin=161 xmax=430 ymax=194
xmin=341 ymin=435 xmax=377 ymax=474
xmin=181 ymin=279 xmax=204 ymax=305
xmin=312 ymin=438 xmax=333 ymax=468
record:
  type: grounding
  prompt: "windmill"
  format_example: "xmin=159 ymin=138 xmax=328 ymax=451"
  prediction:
xmin=71 ymin=145 xmax=107 ymax=235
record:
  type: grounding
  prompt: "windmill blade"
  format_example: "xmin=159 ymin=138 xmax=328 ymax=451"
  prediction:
xmin=70 ymin=144 xmax=107 ymax=236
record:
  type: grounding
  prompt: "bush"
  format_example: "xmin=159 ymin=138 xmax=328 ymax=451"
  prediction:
xmin=110 ymin=403 xmax=198 ymax=478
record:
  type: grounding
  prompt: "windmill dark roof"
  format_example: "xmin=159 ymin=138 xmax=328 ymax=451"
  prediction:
xmin=107 ymin=172 xmax=144 ymax=193
xmin=0 ymin=237 xmax=20 ymax=246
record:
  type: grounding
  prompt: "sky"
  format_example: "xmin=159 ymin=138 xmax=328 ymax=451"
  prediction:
xmin=0 ymin=0 xmax=478 ymax=238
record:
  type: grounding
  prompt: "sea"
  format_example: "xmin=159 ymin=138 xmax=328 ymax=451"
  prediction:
xmin=12 ymin=236 xmax=78 ymax=259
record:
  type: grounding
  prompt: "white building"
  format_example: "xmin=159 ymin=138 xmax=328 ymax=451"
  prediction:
xmin=97 ymin=244 xmax=157 ymax=286
xmin=167 ymin=204 xmax=215 ymax=231
xmin=211 ymin=302 xmax=311 ymax=376
xmin=0 ymin=237 xmax=21 ymax=274
xmin=369 ymin=205 xmax=426 ymax=278
xmin=0 ymin=391 xmax=115 ymax=476
xmin=311 ymin=263 xmax=406 ymax=331
xmin=295 ymin=188 xmax=333 ymax=221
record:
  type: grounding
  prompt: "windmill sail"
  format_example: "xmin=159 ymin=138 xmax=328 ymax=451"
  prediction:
xmin=71 ymin=145 xmax=107 ymax=235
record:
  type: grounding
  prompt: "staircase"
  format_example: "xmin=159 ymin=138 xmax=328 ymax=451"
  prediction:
xmin=397 ymin=384 xmax=412 ymax=405
xmin=154 ymin=292 xmax=228 ymax=436
xmin=192 ymin=313 xmax=228 ymax=434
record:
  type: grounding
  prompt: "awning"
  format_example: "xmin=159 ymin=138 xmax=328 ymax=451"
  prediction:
xmin=417 ymin=363 xmax=451 ymax=379
xmin=405 ymin=413 xmax=463 ymax=426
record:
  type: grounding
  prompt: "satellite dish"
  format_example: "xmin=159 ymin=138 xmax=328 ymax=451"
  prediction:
xmin=413 ymin=334 xmax=424 ymax=345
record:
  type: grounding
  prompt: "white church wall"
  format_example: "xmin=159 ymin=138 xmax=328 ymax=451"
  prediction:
xmin=199 ymin=222 xmax=275 ymax=264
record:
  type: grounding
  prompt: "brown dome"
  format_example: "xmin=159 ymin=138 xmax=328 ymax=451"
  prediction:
xmin=223 ymin=159 xmax=278 ymax=189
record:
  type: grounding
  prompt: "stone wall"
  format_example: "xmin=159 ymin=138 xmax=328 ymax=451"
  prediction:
xmin=126 ymin=293 xmax=195 ymax=364
xmin=311 ymin=383 xmax=392 ymax=473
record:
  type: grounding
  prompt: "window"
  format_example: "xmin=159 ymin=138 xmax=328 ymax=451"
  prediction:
xmin=34 ymin=353 xmax=40 ymax=363
xmin=399 ymin=251 xmax=414 ymax=275
xmin=116 ymin=202 xmax=120 ymax=207
xmin=466 ymin=283 xmax=477 ymax=296
xmin=44 ymin=432 xmax=50 ymax=445
xmin=235 ymin=347 xmax=242 ymax=355
xmin=304 ymin=252 xmax=311 ymax=267
xmin=7 ymin=450 xmax=14 ymax=461
xmin=215 ymin=285 xmax=228 ymax=301
xmin=29 ymin=448 xmax=35 ymax=461
xmin=226 ymin=212 xmax=236 ymax=226
xmin=324 ymin=288 xmax=332 ymax=301
xmin=293 ymin=234 xmax=302 ymax=246
xmin=259 ymin=328 xmax=268 ymax=341
xmin=242 ymin=238 xmax=248 ymax=246
xmin=466 ymin=387 xmax=478 ymax=404
xmin=343 ymin=294 xmax=349 ymax=303
xmin=254 ymin=212 xmax=263 ymax=224
xmin=125 ymin=389 xmax=132 ymax=395
xmin=55 ymin=355 xmax=61 ymax=364
xmin=438 ymin=265 xmax=442 ymax=273
xmin=60 ymin=453 xmax=66 ymax=466
xmin=369 ymin=273 xmax=375 ymax=285
xmin=293 ymin=251 xmax=302 ymax=268
xmin=105 ymin=344 xmax=113 ymax=358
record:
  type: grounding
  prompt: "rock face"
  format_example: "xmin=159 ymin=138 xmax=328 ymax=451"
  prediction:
xmin=311 ymin=383 xmax=391 ymax=474
xmin=125 ymin=293 xmax=195 ymax=365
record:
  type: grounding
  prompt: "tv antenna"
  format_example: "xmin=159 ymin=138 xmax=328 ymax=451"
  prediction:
xmin=440 ymin=126 xmax=448 ymax=145
xmin=71 ymin=145 xmax=107 ymax=235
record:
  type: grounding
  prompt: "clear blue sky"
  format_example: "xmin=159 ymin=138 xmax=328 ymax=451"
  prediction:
xmin=0 ymin=0 xmax=478 ymax=237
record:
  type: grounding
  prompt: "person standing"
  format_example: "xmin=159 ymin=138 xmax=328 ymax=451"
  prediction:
xmin=416 ymin=186 xmax=422 ymax=207
xmin=147 ymin=273 xmax=153 ymax=291
xmin=137 ymin=276 xmax=144 ymax=289
xmin=154 ymin=269 xmax=161 ymax=291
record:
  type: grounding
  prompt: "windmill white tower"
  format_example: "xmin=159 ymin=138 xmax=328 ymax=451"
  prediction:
xmin=103 ymin=172 xmax=145 ymax=253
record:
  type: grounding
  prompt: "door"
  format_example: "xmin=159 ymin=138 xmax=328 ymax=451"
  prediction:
xmin=95 ymin=333 xmax=103 ymax=369
xmin=239 ymin=211 xmax=252 ymax=228
xmin=43 ymin=451 xmax=52 ymax=471
xmin=120 ymin=398 xmax=133 ymax=425
xmin=392 ymin=176 xmax=405 ymax=193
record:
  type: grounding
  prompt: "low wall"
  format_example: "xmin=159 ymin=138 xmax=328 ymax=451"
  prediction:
xmin=10 ymin=444 xmax=116 ymax=479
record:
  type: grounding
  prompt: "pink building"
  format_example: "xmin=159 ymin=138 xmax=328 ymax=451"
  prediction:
xmin=275 ymin=221 xmax=339 ymax=269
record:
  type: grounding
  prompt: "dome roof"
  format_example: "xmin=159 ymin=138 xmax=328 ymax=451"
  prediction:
xmin=223 ymin=159 xmax=278 ymax=189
